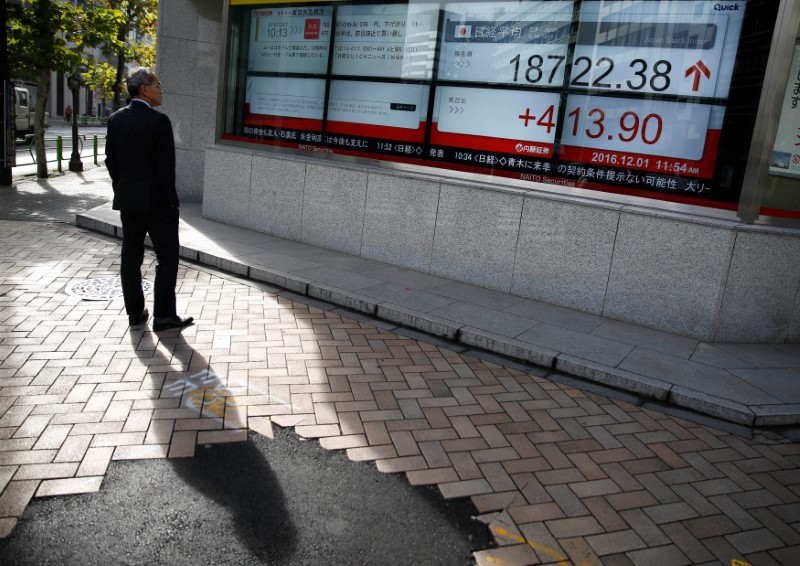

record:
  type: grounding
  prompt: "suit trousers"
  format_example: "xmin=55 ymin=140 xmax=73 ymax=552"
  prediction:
xmin=120 ymin=207 xmax=180 ymax=319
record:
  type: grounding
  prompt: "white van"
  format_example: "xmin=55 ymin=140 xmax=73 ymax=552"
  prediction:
xmin=15 ymin=86 xmax=50 ymax=137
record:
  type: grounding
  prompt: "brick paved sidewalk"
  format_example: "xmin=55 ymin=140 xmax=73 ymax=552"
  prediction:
xmin=1 ymin=219 xmax=799 ymax=565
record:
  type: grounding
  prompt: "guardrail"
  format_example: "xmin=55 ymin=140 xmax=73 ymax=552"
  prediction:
xmin=24 ymin=133 xmax=104 ymax=172
xmin=77 ymin=115 xmax=108 ymax=126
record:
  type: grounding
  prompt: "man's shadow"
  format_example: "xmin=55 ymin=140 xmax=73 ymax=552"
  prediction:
xmin=130 ymin=329 xmax=297 ymax=562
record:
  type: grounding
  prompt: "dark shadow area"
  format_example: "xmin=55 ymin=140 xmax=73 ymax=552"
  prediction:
xmin=169 ymin=437 xmax=298 ymax=565
xmin=0 ymin=173 xmax=110 ymax=223
xmin=0 ymin=426 xmax=491 ymax=566
xmin=0 ymin=435 xmax=294 ymax=566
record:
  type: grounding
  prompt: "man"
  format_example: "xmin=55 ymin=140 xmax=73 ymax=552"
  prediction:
xmin=105 ymin=68 xmax=193 ymax=332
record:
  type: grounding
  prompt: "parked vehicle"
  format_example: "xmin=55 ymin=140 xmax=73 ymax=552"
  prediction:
xmin=15 ymin=86 xmax=50 ymax=138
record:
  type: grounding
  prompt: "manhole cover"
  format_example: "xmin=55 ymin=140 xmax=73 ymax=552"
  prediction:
xmin=64 ymin=277 xmax=153 ymax=300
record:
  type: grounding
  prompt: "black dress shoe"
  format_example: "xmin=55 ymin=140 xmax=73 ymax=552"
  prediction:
xmin=153 ymin=315 xmax=194 ymax=331
xmin=128 ymin=308 xmax=149 ymax=326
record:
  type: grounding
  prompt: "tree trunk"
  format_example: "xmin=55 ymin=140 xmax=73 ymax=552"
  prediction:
xmin=113 ymin=24 xmax=126 ymax=111
xmin=114 ymin=49 xmax=125 ymax=110
xmin=34 ymin=69 xmax=51 ymax=178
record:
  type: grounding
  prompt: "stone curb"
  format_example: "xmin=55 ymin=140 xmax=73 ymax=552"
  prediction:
xmin=554 ymin=355 xmax=671 ymax=401
xmin=307 ymin=282 xmax=378 ymax=315
xmin=668 ymin=386 xmax=755 ymax=427
xmin=376 ymin=303 xmax=460 ymax=340
xmin=751 ymin=404 xmax=800 ymax=427
xmin=459 ymin=326 xmax=558 ymax=368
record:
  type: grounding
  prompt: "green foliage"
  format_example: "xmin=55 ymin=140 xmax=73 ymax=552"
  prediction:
xmin=8 ymin=0 xmax=156 ymax=99
xmin=7 ymin=0 xmax=158 ymax=176
xmin=7 ymin=0 xmax=85 ymax=78
xmin=93 ymin=0 xmax=158 ymax=107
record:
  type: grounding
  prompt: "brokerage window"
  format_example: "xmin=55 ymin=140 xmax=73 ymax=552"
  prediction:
xmin=222 ymin=0 xmax=777 ymax=210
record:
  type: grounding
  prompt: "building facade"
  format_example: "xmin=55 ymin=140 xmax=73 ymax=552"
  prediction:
xmin=156 ymin=0 xmax=800 ymax=343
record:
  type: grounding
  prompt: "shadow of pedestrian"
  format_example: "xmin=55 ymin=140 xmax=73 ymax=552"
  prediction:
xmin=128 ymin=329 xmax=298 ymax=563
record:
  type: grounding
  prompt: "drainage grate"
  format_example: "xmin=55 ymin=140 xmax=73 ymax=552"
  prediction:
xmin=64 ymin=277 xmax=153 ymax=301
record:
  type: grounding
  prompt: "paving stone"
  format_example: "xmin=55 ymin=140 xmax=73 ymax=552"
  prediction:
xmin=508 ymin=502 xmax=565 ymax=524
xmin=473 ymin=491 xmax=526 ymax=514
xmin=346 ymin=444 xmax=397 ymax=462
xmin=642 ymin=501 xmax=699 ymax=525
xmin=725 ymin=528 xmax=785 ymax=554
xmin=35 ymin=476 xmax=103 ymax=498
xmin=584 ymin=496 xmax=627 ymax=531
xmin=89 ymin=432 xmax=146 ymax=447
xmin=749 ymin=507 xmax=800 ymax=546
xmin=0 ymin=480 xmax=39 ymax=517
xmin=405 ymin=467 xmax=459 ymax=486
xmin=570 ymin=478 xmax=622 ymax=498
xmin=730 ymin=488 xmax=783 ymax=509
xmin=0 ymin=518 xmax=17 ymax=539
xmin=0 ymin=450 xmax=56 ymax=466
xmin=659 ymin=522 xmax=715 ymax=563
xmin=473 ymin=543 xmax=538 ymax=566
xmin=671 ymin=483 xmax=721 ymax=516
xmin=13 ymin=462 xmax=79 ymax=481
xmin=620 ymin=508 xmax=671 ymax=546
xmin=625 ymin=544 xmax=691 ymax=566
xmin=708 ymin=494 xmax=764 ymax=530
xmin=516 ymin=521 xmax=569 ymax=563
xmin=545 ymin=484 xmax=588 ymax=517
xmin=683 ymin=514 xmax=740 ymax=539
xmin=438 ymin=478 xmax=494 ymax=499
xmin=637 ymin=473 xmax=680 ymax=504
xmin=586 ymin=529 xmax=647 ymax=556
xmin=168 ymin=431 xmax=197 ymax=458
xmin=768 ymin=544 xmax=800 ymax=565
xmin=376 ymin=455 xmax=428 ymax=473
xmin=478 ymin=462 xmax=516 ymax=492
xmin=546 ymin=516 xmax=605 ymax=538
xmin=112 ymin=444 xmax=170 ymax=460
xmin=294 ymin=424 xmax=341 ymax=439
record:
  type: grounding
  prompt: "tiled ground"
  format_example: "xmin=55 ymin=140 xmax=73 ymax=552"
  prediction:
xmin=1 ymin=219 xmax=799 ymax=565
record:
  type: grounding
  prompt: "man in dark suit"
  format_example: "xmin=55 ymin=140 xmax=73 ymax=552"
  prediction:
xmin=105 ymin=68 xmax=193 ymax=332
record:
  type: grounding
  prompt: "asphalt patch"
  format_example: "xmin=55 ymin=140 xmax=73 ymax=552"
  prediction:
xmin=0 ymin=427 xmax=492 ymax=566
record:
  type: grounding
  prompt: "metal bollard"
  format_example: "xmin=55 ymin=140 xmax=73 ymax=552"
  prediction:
xmin=93 ymin=135 xmax=98 ymax=165
xmin=57 ymin=135 xmax=63 ymax=172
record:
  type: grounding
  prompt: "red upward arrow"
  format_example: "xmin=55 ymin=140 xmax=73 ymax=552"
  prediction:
xmin=685 ymin=60 xmax=711 ymax=92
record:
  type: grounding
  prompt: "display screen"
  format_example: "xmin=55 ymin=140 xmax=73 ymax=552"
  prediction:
xmin=558 ymin=96 xmax=725 ymax=178
xmin=431 ymin=85 xmax=560 ymax=156
xmin=225 ymin=0 xmax=775 ymax=208
xmin=327 ymin=80 xmax=429 ymax=154
xmin=332 ymin=4 xmax=439 ymax=79
xmin=243 ymin=76 xmax=326 ymax=144
xmin=438 ymin=1 xmax=573 ymax=86
xmin=573 ymin=1 xmax=745 ymax=98
xmin=248 ymin=6 xmax=333 ymax=74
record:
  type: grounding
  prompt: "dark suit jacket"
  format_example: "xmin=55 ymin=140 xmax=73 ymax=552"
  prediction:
xmin=105 ymin=100 xmax=179 ymax=214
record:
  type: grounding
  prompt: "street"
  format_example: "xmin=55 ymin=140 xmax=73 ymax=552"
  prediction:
xmin=12 ymin=123 xmax=107 ymax=177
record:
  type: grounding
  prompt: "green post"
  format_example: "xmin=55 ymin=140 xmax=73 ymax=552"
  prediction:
xmin=93 ymin=135 xmax=98 ymax=165
xmin=57 ymin=135 xmax=62 ymax=172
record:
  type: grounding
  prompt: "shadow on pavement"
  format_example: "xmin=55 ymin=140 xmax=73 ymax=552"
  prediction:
xmin=169 ymin=439 xmax=298 ymax=564
xmin=129 ymin=331 xmax=298 ymax=562
xmin=1 ymin=169 xmax=110 ymax=223
xmin=0 ymin=327 xmax=489 ymax=565
xmin=0 ymin=426 xmax=488 ymax=566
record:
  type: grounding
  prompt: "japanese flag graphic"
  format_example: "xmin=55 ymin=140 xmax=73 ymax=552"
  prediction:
xmin=454 ymin=24 xmax=471 ymax=39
